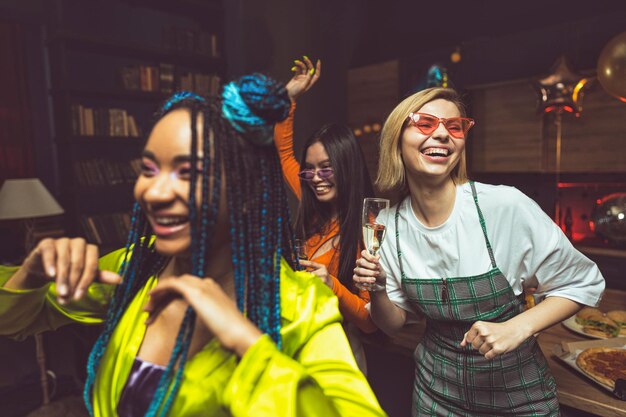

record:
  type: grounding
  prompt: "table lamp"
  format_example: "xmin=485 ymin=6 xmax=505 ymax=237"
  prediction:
xmin=0 ymin=178 xmax=64 ymax=252
xmin=0 ymin=178 xmax=64 ymax=411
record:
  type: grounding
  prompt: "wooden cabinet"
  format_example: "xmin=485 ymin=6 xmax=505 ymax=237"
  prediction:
xmin=468 ymin=78 xmax=626 ymax=173
xmin=347 ymin=60 xmax=400 ymax=191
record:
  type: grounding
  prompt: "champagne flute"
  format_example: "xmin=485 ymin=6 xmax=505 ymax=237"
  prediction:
xmin=294 ymin=239 xmax=308 ymax=261
xmin=357 ymin=197 xmax=389 ymax=292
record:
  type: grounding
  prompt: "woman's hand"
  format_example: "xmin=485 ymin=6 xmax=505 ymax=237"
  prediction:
xmin=286 ymin=55 xmax=321 ymax=101
xmin=460 ymin=320 xmax=530 ymax=360
xmin=298 ymin=259 xmax=333 ymax=289
xmin=144 ymin=275 xmax=263 ymax=357
xmin=7 ymin=237 xmax=121 ymax=304
xmin=353 ymin=249 xmax=387 ymax=289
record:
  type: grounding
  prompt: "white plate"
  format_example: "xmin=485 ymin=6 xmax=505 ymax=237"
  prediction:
xmin=554 ymin=344 xmax=626 ymax=392
xmin=561 ymin=315 xmax=608 ymax=339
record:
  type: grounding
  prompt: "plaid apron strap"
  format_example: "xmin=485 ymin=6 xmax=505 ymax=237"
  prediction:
xmin=395 ymin=200 xmax=407 ymax=280
xmin=469 ymin=181 xmax=497 ymax=269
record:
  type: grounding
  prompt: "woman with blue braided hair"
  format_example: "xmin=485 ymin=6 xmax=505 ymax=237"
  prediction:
xmin=0 ymin=74 xmax=386 ymax=417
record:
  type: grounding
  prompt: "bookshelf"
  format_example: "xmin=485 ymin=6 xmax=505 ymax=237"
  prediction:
xmin=45 ymin=0 xmax=225 ymax=253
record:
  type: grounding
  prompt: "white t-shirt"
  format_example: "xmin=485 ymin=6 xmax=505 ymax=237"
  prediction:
xmin=379 ymin=182 xmax=605 ymax=315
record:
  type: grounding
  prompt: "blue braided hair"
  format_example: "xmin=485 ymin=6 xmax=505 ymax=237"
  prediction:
xmin=83 ymin=74 xmax=297 ymax=417
xmin=222 ymin=73 xmax=290 ymax=146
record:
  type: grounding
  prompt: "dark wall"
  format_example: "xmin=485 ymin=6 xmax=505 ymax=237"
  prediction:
xmin=223 ymin=0 xmax=368 ymax=211
xmin=224 ymin=0 xmax=367 ymax=154
xmin=402 ymin=11 xmax=626 ymax=94
xmin=0 ymin=0 xmax=55 ymax=193
xmin=222 ymin=1 xmax=626 ymax=155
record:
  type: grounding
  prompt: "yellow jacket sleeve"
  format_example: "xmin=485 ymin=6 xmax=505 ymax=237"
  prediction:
xmin=222 ymin=260 xmax=386 ymax=417
xmin=0 ymin=249 xmax=125 ymax=341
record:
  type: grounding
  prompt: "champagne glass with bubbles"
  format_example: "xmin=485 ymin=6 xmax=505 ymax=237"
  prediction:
xmin=357 ymin=197 xmax=389 ymax=291
xmin=294 ymin=239 xmax=308 ymax=261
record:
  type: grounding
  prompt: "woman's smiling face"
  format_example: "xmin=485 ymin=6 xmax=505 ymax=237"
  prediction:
xmin=134 ymin=108 xmax=227 ymax=257
xmin=304 ymin=141 xmax=337 ymax=204
xmin=400 ymin=98 xmax=466 ymax=182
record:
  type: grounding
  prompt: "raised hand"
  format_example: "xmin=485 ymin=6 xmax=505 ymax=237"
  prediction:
xmin=353 ymin=249 xmax=387 ymax=289
xmin=144 ymin=275 xmax=263 ymax=357
xmin=286 ymin=55 xmax=321 ymax=101
xmin=460 ymin=320 xmax=529 ymax=360
xmin=298 ymin=259 xmax=332 ymax=288
xmin=7 ymin=237 xmax=122 ymax=304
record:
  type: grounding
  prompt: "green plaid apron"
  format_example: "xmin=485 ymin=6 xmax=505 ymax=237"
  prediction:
xmin=396 ymin=182 xmax=560 ymax=416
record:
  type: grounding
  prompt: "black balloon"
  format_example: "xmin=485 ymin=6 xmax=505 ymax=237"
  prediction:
xmin=533 ymin=56 xmax=589 ymax=115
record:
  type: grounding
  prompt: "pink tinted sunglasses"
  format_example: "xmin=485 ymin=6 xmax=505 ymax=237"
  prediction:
xmin=297 ymin=167 xmax=334 ymax=181
xmin=407 ymin=112 xmax=475 ymax=139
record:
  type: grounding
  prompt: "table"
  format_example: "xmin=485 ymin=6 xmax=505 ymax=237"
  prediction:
xmin=536 ymin=288 xmax=626 ymax=417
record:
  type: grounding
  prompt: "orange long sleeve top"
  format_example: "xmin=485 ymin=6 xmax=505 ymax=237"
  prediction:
xmin=274 ymin=102 xmax=377 ymax=333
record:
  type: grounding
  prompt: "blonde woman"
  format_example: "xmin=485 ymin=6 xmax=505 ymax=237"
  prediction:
xmin=353 ymin=87 xmax=605 ymax=416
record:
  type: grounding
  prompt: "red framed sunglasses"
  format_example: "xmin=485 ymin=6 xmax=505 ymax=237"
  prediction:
xmin=297 ymin=167 xmax=334 ymax=181
xmin=407 ymin=112 xmax=475 ymax=139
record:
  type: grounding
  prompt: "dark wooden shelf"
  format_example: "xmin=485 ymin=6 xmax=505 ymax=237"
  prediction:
xmin=48 ymin=32 xmax=225 ymax=73
xmin=122 ymin=0 xmax=222 ymax=21
xmin=576 ymin=245 xmax=626 ymax=259
xmin=58 ymin=135 xmax=145 ymax=145
xmin=46 ymin=0 xmax=224 ymax=247
xmin=574 ymin=238 xmax=626 ymax=259
xmin=50 ymin=87 xmax=170 ymax=102
xmin=63 ymin=185 xmax=135 ymax=215
xmin=63 ymin=183 xmax=135 ymax=196
xmin=72 ymin=183 xmax=135 ymax=192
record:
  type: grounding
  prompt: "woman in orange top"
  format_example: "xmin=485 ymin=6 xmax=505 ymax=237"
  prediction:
xmin=274 ymin=57 xmax=377 ymax=373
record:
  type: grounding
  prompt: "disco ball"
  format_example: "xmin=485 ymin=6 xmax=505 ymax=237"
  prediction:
xmin=591 ymin=192 xmax=626 ymax=246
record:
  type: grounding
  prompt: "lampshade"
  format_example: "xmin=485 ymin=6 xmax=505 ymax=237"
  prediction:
xmin=0 ymin=179 xmax=64 ymax=220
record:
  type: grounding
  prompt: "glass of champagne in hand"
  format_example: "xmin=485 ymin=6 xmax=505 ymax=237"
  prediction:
xmin=357 ymin=197 xmax=389 ymax=292
xmin=294 ymin=239 xmax=308 ymax=261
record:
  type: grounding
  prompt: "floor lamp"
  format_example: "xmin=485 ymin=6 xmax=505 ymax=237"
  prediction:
xmin=0 ymin=178 xmax=64 ymax=412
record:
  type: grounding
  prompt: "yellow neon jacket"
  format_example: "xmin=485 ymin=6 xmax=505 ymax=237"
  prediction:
xmin=0 ymin=250 xmax=386 ymax=417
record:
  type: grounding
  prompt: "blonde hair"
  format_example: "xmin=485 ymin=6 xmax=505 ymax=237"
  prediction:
xmin=376 ymin=87 xmax=469 ymax=194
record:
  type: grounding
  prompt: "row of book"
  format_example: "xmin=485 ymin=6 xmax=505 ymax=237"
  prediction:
xmin=179 ymin=72 xmax=221 ymax=96
xmin=81 ymin=212 xmax=131 ymax=246
xmin=74 ymin=158 xmax=142 ymax=187
xmin=118 ymin=64 xmax=220 ymax=96
xmin=31 ymin=217 xmax=65 ymax=248
xmin=119 ymin=63 xmax=174 ymax=93
xmin=70 ymin=105 xmax=141 ymax=137
xmin=161 ymin=25 xmax=219 ymax=57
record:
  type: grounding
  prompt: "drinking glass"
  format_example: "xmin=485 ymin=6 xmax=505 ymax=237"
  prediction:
xmin=294 ymin=239 xmax=308 ymax=261
xmin=357 ymin=197 xmax=389 ymax=292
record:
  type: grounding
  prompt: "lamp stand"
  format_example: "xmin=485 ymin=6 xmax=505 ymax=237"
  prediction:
xmin=24 ymin=217 xmax=37 ymax=254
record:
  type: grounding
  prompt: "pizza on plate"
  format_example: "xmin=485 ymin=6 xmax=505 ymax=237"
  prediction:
xmin=576 ymin=347 xmax=626 ymax=389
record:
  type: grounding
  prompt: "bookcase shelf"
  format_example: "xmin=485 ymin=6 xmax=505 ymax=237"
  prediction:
xmin=46 ymin=0 xmax=224 ymax=247
xmin=48 ymin=32 xmax=225 ymax=72
xmin=51 ymin=88 xmax=170 ymax=102
xmin=123 ymin=0 xmax=222 ymax=20
xmin=59 ymin=135 xmax=146 ymax=145
xmin=62 ymin=184 xmax=135 ymax=217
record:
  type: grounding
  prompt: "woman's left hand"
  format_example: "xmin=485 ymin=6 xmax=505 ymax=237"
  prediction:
xmin=144 ymin=275 xmax=262 ymax=357
xmin=460 ymin=320 xmax=529 ymax=360
xmin=298 ymin=259 xmax=333 ymax=289
xmin=285 ymin=56 xmax=321 ymax=101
